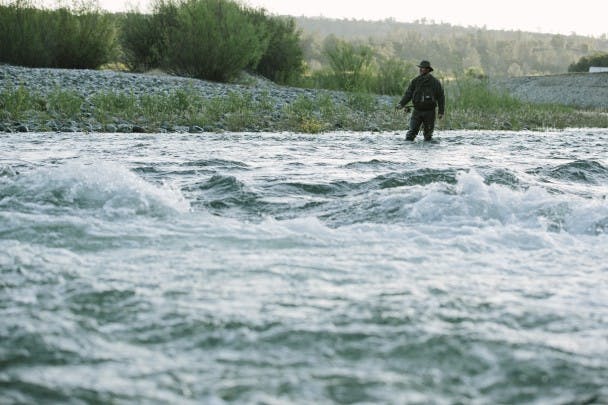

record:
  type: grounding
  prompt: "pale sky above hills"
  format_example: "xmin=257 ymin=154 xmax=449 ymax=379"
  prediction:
xmin=44 ymin=0 xmax=608 ymax=37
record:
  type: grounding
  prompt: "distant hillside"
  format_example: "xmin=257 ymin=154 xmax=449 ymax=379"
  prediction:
xmin=293 ymin=17 xmax=608 ymax=77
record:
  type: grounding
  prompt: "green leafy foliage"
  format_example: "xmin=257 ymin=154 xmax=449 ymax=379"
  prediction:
xmin=244 ymin=10 xmax=305 ymax=84
xmin=47 ymin=88 xmax=84 ymax=119
xmin=372 ymin=58 xmax=416 ymax=96
xmin=323 ymin=39 xmax=374 ymax=92
xmin=0 ymin=0 xmax=117 ymax=69
xmin=118 ymin=11 xmax=169 ymax=72
xmin=159 ymin=0 xmax=265 ymax=82
xmin=117 ymin=0 xmax=303 ymax=83
xmin=1 ymin=0 xmax=305 ymax=83
xmin=446 ymin=78 xmax=521 ymax=111
xmin=0 ymin=1 xmax=51 ymax=67
xmin=296 ymin=17 xmax=608 ymax=77
xmin=568 ymin=52 xmax=608 ymax=72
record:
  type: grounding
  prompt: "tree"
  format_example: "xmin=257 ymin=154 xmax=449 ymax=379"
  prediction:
xmin=568 ymin=52 xmax=608 ymax=72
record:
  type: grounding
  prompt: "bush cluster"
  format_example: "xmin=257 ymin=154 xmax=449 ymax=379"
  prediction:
xmin=0 ymin=0 xmax=116 ymax=69
xmin=119 ymin=0 xmax=304 ymax=83
xmin=298 ymin=39 xmax=416 ymax=95
xmin=568 ymin=52 xmax=608 ymax=72
xmin=0 ymin=0 xmax=304 ymax=84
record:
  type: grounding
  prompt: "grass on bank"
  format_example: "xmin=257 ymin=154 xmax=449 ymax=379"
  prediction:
xmin=1 ymin=79 xmax=607 ymax=133
xmin=0 ymin=84 xmax=396 ymax=133
xmin=441 ymin=79 xmax=602 ymax=130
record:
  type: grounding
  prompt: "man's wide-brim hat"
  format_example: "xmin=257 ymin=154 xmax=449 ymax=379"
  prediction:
xmin=417 ymin=60 xmax=434 ymax=71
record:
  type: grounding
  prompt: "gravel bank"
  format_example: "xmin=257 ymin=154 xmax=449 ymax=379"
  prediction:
xmin=493 ymin=72 xmax=608 ymax=109
xmin=3 ymin=64 xmax=607 ymax=133
xmin=0 ymin=64 xmax=394 ymax=133
xmin=1 ymin=64 xmax=328 ymax=101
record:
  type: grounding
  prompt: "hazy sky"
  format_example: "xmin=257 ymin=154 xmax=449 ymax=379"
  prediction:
xmin=72 ymin=0 xmax=608 ymax=37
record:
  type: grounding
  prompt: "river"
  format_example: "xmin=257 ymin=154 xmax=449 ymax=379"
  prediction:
xmin=1 ymin=129 xmax=607 ymax=403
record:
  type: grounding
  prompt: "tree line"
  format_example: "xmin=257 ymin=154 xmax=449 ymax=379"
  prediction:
xmin=295 ymin=17 xmax=608 ymax=78
xmin=1 ymin=0 xmax=607 ymax=95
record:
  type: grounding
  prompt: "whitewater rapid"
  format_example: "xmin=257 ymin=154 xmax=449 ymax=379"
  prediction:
xmin=1 ymin=130 xmax=607 ymax=403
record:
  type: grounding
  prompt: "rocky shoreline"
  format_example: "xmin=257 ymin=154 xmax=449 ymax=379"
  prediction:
xmin=2 ymin=64 xmax=607 ymax=133
xmin=0 ymin=64 xmax=395 ymax=133
xmin=492 ymin=72 xmax=608 ymax=109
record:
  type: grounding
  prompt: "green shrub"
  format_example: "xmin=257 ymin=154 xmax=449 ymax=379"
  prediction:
xmin=51 ymin=7 xmax=117 ymax=69
xmin=0 ymin=1 xmax=117 ymax=69
xmin=118 ymin=11 xmax=168 ymax=71
xmin=90 ymin=91 xmax=138 ymax=123
xmin=244 ymin=10 xmax=304 ymax=84
xmin=0 ymin=1 xmax=52 ymax=67
xmin=300 ymin=69 xmax=338 ymax=90
xmin=159 ymin=0 xmax=266 ymax=82
xmin=372 ymin=57 xmax=415 ymax=95
xmin=323 ymin=40 xmax=374 ymax=92
xmin=300 ymin=49 xmax=417 ymax=96
xmin=283 ymin=95 xmax=326 ymax=133
xmin=568 ymin=52 xmax=608 ymax=72
xmin=117 ymin=0 xmax=305 ymax=83
xmin=446 ymin=78 xmax=522 ymax=112
xmin=347 ymin=92 xmax=378 ymax=114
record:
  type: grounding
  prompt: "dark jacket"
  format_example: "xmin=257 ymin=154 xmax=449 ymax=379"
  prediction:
xmin=399 ymin=73 xmax=445 ymax=115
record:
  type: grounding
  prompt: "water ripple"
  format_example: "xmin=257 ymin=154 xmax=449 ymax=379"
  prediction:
xmin=1 ymin=130 xmax=607 ymax=403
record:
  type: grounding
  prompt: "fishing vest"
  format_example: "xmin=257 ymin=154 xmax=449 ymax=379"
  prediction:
xmin=412 ymin=76 xmax=437 ymax=111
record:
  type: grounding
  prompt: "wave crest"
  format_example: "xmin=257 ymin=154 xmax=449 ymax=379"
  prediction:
xmin=530 ymin=160 xmax=608 ymax=184
xmin=0 ymin=160 xmax=190 ymax=216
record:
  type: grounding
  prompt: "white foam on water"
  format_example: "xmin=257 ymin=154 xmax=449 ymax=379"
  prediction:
xmin=2 ymin=131 xmax=607 ymax=403
xmin=405 ymin=170 xmax=608 ymax=236
xmin=3 ymin=160 xmax=190 ymax=216
xmin=175 ymin=169 xmax=606 ymax=258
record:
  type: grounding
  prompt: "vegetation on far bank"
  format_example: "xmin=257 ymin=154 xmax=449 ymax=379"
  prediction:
xmin=0 ymin=0 xmax=116 ymax=69
xmin=568 ymin=52 xmax=608 ymax=72
xmin=2 ymin=0 xmax=608 ymax=87
xmin=118 ymin=0 xmax=304 ymax=83
xmin=296 ymin=17 xmax=608 ymax=78
xmin=2 ymin=77 xmax=607 ymax=134
xmin=0 ymin=0 xmax=303 ymax=84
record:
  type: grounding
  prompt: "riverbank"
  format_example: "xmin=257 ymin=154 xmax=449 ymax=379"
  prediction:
xmin=1 ymin=65 xmax=607 ymax=133
xmin=0 ymin=64 xmax=400 ymax=133
xmin=492 ymin=72 xmax=608 ymax=109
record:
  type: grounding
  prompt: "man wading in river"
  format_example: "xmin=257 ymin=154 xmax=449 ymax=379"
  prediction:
xmin=396 ymin=60 xmax=445 ymax=141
